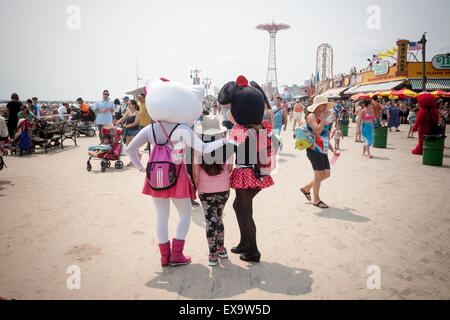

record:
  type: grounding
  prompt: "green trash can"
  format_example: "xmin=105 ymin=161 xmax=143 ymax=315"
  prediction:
xmin=352 ymin=115 xmax=356 ymax=123
xmin=340 ymin=124 xmax=349 ymax=137
xmin=373 ymin=126 xmax=388 ymax=148
xmin=423 ymin=136 xmax=445 ymax=166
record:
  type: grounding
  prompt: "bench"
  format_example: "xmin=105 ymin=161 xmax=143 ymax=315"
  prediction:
xmin=32 ymin=121 xmax=66 ymax=154
xmin=62 ymin=120 xmax=79 ymax=147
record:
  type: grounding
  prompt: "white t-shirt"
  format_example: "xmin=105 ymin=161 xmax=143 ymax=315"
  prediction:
xmin=58 ymin=106 xmax=68 ymax=115
xmin=0 ymin=115 xmax=8 ymax=138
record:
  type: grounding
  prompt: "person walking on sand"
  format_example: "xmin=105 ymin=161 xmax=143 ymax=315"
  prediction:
xmin=93 ymin=89 xmax=114 ymax=142
xmin=387 ymin=100 xmax=400 ymax=132
xmin=263 ymin=102 xmax=275 ymax=128
xmin=407 ymin=108 xmax=417 ymax=138
xmin=5 ymin=93 xmax=22 ymax=139
xmin=360 ymin=100 xmax=376 ymax=158
xmin=115 ymin=99 xmax=142 ymax=166
xmin=292 ymin=100 xmax=304 ymax=132
xmin=331 ymin=123 xmax=344 ymax=151
xmin=354 ymin=101 xmax=363 ymax=142
xmin=273 ymin=97 xmax=287 ymax=135
xmin=300 ymin=95 xmax=335 ymax=209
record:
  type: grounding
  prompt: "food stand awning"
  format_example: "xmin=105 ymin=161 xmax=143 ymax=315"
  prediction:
xmin=343 ymin=80 xmax=406 ymax=94
xmin=410 ymin=78 xmax=450 ymax=91
xmin=321 ymin=87 xmax=349 ymax=98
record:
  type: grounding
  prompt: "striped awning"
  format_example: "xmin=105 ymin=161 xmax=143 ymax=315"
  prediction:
xmin=410 ymin=78 xmax=450 ymax=91
xmin=344 ymin=86 xmax=362 ymax=94
xmin=322 ymin=87 xmax=349 ymax=98
xmin=343 ymin=80 xmax=406 ymax=94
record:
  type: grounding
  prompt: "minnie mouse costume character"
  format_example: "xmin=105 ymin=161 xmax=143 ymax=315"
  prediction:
xmin=218 ymin=75 xmax=277 ymax=263
xmin=412 ymin=92 xmax=440 ymax=155
xmin=126 ymin=78 xmax=235 ymax=267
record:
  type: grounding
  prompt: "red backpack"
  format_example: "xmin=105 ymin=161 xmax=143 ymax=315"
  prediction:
xmin=248 ymin=129 xmax=279 ymax=178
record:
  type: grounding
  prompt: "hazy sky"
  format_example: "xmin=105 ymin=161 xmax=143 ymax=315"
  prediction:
xmin=1 ymin=0 xmax=449 ymax=101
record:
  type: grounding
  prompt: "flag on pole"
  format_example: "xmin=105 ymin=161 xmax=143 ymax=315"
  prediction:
xmin=408 ymin=42 xmax=423 ymax=50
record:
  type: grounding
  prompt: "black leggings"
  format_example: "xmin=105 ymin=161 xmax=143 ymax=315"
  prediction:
xmin=233 ymin=188 xmax=261 ymax=254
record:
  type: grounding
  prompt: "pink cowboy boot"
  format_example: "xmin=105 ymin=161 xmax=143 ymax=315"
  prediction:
xmin=169 ymin=238 xmax=191 ymax=266
xmin=158 ymin=241 xmax=171 ymax=267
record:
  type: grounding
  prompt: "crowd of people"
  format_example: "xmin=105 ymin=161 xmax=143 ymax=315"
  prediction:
xmin=1 ymin=82 xmax=448 ymax=268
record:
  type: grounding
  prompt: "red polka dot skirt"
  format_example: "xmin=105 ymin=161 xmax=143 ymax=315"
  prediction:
xmin=230 ymin=168 xmax=274 ymax=190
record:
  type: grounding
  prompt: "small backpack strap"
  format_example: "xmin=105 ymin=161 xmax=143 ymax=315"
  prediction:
xmin=167 ymin=124 xmax=180 ymax=140
xmin=159 ymin=122 xmax=179 ymax=148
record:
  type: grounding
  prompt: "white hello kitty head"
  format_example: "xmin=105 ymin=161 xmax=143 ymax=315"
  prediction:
xmin=145 ymin=77 xmax=204 ymax=126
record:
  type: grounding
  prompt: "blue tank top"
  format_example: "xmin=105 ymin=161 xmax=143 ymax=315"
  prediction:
xmin=273 ymin=108 xmax=284 ymax=128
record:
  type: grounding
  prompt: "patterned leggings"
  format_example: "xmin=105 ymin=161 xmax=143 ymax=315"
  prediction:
xmin=199 ymin=191 xmax=230 ymax=255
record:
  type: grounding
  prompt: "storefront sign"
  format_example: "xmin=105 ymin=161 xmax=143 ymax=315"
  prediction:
xmin=396 ymin=40 xmax=409 ymax=76
xmin=432 ymin=54 xmax=450 ymax=70
xmin=373 ymin=61 xmax=389 ymax=76
xmin=408 ymin=62 xmax=450 ymax=77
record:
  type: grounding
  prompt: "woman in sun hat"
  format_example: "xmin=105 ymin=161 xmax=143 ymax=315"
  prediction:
xmin=193 ymin=115 xmax=233 ymax=267
xmin=300 ymin=95 xmax=336 ymax=209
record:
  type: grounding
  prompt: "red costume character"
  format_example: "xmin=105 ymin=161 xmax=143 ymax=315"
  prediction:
xmin=412 ymin=93 xmax=440 ymax=155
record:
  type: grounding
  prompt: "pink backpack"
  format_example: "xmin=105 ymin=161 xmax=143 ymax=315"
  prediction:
xmin=146 ymin=123 xmax=181 ymax=191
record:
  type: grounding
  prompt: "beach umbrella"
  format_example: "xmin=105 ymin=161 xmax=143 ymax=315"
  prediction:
xmin=351 ymin=93 xmax=371 ymax=100
xmin=390 ymin=89 xmax=418 ymax=99
xmin=350 ymin=93 xmax=363 ymax=100
xmin=431 ymin=90 xmax=450 ymax=98
xmin=377 ymin=91 xmax=393 ymax=96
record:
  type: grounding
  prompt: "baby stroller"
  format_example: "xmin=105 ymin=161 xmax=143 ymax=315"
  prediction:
xmin=87 ymin=126 xmax=124 ymax=172
xmin=73 ymin=108 xmax=96 ymax=137
xmin=6 ymin=119 xmax=33 ymax=156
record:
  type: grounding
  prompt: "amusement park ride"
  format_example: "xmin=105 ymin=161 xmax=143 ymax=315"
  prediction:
xmin=316 ymin=43 xmax=334 ymax=82
xmin=257 ymin=21 xmax=290 ymax=97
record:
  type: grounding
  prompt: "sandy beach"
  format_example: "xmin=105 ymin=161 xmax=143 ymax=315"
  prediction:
xmin=1 ymin=121 xmax=449 ymax=300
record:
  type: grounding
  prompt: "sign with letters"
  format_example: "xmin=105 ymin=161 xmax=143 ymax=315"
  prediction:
xmin=432 ymin=54 xmax=450 ymax=70
xmin=373 ymin=61 xmax=389 ymax=76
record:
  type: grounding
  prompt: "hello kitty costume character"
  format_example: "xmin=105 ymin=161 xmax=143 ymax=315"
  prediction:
xmin=126 ymin=78 xmax=235 ymax=267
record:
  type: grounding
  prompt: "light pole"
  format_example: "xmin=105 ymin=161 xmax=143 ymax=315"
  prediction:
xmin=418 ymin=32 xmax=427 ymax=92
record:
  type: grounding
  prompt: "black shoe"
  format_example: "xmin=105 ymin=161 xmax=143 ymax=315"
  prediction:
xmin=239 ymin=251 xmax=261 ymax=263
xmin=191 ymin=200 xmax=200 ymax=207
xmin=231 ymin=244 xmax=248 ymax=254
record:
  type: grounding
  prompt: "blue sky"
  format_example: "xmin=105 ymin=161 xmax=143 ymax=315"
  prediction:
xmin=1 ymin=0 xmax=449 ymax=101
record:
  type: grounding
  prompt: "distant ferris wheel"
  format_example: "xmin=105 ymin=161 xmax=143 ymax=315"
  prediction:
xmin=316 ymin=43 xmax=334 ymax=81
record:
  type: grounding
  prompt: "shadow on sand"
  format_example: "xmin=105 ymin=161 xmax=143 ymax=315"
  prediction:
xmin=371 ymin=156 xmax=390 ymax=161
xmin=314 ymin=206 xmax=370 ymax=223
xmin=145 ymin=260 xmax=313 ymax=299
xmin=0 ymin=180 xmax=12 ymax=197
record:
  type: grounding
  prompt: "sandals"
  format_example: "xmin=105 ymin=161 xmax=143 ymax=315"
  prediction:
xmin=300 ymin=188 xmax=311 ymax=201
xmin=313 ymin=201 xmax=329 ymax=209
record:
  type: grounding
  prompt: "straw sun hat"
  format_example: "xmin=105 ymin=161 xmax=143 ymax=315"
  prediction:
xmin=194 ymin=115 xmax=226 ymax=137
xmin=307 ymin=95 xmax=335 ymax=113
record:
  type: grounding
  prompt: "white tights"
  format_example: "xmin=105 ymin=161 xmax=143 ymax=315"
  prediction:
xmin=152 ymin=197 xmax=192 ymax=244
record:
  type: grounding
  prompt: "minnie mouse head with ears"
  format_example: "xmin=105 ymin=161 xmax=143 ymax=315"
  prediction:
xmin=144 ymin=77 xmax=205 ymax=126
xmin=218 ymin=75 xmax=269 ymax=126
